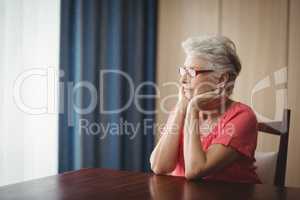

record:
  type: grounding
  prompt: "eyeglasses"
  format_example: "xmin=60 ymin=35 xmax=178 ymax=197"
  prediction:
xmin=178 ymin=66 xmax=214 ymax=77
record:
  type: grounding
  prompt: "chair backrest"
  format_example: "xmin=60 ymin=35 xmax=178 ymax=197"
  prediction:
xmin=256 ymin=109 xmax=291 ymax=186
xmin=255 ymin=151 xmax=278 ymax=184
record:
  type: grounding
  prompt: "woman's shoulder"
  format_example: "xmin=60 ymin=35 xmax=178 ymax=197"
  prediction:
xmin=223 ymin=101 xmax=257 ymax=123
xmin=232 ymin=101 xmax=255 ymax=112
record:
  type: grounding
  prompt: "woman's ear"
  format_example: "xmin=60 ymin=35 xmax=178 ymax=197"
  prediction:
xmin=215 ymin=73 xmax=230 ymax=96
xmin=218 ymin=73 xmax=230 ymax=87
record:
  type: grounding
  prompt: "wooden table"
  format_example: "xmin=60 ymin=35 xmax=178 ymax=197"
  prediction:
xmin=0 ymin=168 xmax=299 ymax=199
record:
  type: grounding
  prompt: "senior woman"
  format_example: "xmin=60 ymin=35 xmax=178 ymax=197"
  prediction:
xmin=150 ymin=35 xmax=261 ymax=184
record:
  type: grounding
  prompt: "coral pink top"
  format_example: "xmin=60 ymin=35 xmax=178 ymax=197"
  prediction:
xmin=170 ymin=102 xmax=262 ymax=184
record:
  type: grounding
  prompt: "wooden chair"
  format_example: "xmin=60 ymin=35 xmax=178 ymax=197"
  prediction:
xmin=256 ymin=109 xmax=291 ymax=186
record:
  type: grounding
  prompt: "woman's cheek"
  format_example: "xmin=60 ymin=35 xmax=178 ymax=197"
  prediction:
xmin=194 ymin=81 xmax=217 ymax=95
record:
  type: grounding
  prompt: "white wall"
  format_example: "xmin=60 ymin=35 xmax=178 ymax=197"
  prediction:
xmin=0 ymin=0 xmax=60 ymax=186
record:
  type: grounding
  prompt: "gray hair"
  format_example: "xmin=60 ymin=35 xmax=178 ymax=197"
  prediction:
xmin=182 ymin=35 xmax=242 ymax=95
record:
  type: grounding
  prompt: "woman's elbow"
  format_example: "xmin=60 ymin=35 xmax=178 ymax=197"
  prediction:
xmin=185 ymin=172 xmax=199 ymax=180
xmin=150 ymin=162 xmax=175 ymax=175
xmin=151 ymin=166 xmax=166 ymax=175
xmin=184 ymin=168 xmax=204 ymax=180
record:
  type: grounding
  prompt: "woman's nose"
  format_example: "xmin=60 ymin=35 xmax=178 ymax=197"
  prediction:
xmin=180 ymin=73 xmax=189 ymax=84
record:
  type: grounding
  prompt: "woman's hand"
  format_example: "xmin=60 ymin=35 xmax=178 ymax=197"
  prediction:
xmin=176 ymin=86 xmax=190 ymax=113
xmin=187 ymin=89 xmax=220 ymax=113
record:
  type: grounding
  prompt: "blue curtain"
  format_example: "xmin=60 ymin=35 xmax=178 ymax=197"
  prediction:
xmin=58 ymin=0 xmax=157 ymax=173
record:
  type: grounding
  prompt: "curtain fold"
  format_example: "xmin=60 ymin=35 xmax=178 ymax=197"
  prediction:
xmin=59 ymin=0 xmax=157 ymax=173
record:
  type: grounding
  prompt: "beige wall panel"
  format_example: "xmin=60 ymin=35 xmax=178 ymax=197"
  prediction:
xmin=221 ymin=0 xmax=288 ymax=154
xmin=287 ymin=0 xmax=300 ymax=188
xmin=156 ymin=0 xmax=300 ymax=187
xmin=156 ymin=0 xmax=220 ymax=142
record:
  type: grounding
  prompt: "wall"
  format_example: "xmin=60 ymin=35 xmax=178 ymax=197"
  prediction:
xmin=156 ymin=0 xmax=300 ymax=187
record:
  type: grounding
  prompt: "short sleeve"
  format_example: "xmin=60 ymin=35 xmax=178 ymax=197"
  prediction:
xmin=210 ymin=107 xmax=258 ymax=159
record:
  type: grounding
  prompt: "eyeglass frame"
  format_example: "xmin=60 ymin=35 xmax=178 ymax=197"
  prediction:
xmin=178 ymin=66 xmax=215 ymax=77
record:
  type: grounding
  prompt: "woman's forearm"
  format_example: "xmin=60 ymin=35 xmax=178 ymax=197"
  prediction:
xmin=150 ymin=103 xmax=186 ymax=174
xmin=183 ymin=108 xmax=206 ymax=179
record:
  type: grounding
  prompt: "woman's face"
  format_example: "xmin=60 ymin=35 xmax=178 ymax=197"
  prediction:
xmin=180 ymin=56 xmax=220 ymax=100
